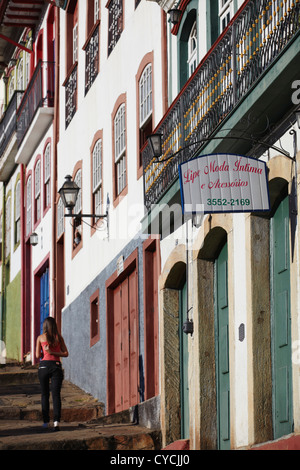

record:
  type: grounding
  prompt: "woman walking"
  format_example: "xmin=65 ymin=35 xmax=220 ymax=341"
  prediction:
xmin=36 ymin=317 xmax=69 ymax=431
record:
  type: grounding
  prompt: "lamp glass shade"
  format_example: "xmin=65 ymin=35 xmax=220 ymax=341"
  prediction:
xmin=168 ymin=9 xmax=182 ymax=25
xmin=148 ymin=134 xmax=162 ymax=158
xmin=58 ymin=175 xmax=80 ymax=211
xmin=30 ymin=232 xmax=38 ymax=246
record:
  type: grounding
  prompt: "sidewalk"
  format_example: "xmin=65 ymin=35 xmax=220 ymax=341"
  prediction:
xmin=0 ymin=364 xmax=161 ymax=450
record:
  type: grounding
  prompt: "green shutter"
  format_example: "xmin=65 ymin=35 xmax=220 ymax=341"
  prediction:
xmin=215 ymin=242 xmax=230 ymax=449
xmin=271 ymin=195 xmax=293 ymax=439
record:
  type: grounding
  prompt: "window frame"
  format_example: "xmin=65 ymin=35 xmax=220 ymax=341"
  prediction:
xmin=34 ymin=157 xmax=41 ymax=227
xmin=5 ymin=193 xmax=11 ymax=260
xmin=112 ymin=95 xmax=127 ymax=206
xmin=107 ymin=0 xmax=124 ymax=56
xmin=91 ymin=131 xmax=103 ymax=232
xmin=90 ymin=288 xmax=100 ymax=347
xmin=219 ymin=0 xmax=234 ymax=32
xmin=57 ymin=197 xmax=65 ymax=240
xmin=94 ymin=0 xmax=100 ymax=23
xmin=136 ymin=53 xmax=154 ymax=178
xmin=26 ymin=172 xmax=32 ymax=239
xmin=71 ymin=162 xmax=83 ymax=257
xmin=17 ymin=56 xmax=24 ymax=90
xmin=14 ymin=177 xmax=21 ymax=248
xmin=178 ymin=5 xmax=198 ymax=90
xmin=187 ymin=21 xmax=197 ymax=77
xmin=114 ymin=104 xmax=126 ymax=196
xmin=65 ymin=0 xmax=79 ymax=75
xmin=44 ymin=141 xmax=51 ymax=213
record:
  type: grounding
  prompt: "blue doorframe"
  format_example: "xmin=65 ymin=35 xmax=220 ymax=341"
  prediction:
xmin=40 ymin=268 xmax=49 ymax=334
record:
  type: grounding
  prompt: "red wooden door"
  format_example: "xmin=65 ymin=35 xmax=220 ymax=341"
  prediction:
xmin=128 ymin=270 xmax=138 ymax=406
xmin=113 ymin=284 xmax=122 ymax=412
xmin=121 ymin=277 xmax=130 ymax=411
xmin=113 ymin=271 xmax=139 ymax=413
xmin=144 ymin=240 xmax=159 ymax=399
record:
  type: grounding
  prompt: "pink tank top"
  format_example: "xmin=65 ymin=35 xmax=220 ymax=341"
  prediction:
xmin=41 ymin=341 xmax=61 ymax=362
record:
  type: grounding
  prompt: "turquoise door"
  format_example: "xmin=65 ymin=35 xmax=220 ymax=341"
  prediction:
xmin=40 ymin=268 xmax=49 ymax=334
xmin=179 ymin=282 xmax=189 ymax=439
xmin=271 ymin=196 xmax=293 ymax=439
xmin=215 ymin=242 xmax=230 ymax=450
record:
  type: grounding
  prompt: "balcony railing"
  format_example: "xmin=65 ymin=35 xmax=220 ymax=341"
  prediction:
xmin=84 ymin=22 xmax=100 ymax=96
xmin=65 ymin=63 xmax=78 ymax=129
xmin=0 ymin=91 xmax=24 ymax=157
xmin=17 ymin=61 xmax=55 ymax=146
xmin=143 ymin=0 xmax=300 ymax=210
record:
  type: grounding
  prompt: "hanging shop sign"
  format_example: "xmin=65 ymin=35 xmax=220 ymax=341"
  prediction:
xmin=179 ymin=153 xmax=270 ymax=214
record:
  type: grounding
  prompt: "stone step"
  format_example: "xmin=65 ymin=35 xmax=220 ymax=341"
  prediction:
xmin=0 ymin=364 xmax=162 ymax=450
xmin=0 ymin=420 xmax=162 ymax=450
xmin=0 ymin=365 xmax=106 ymax=424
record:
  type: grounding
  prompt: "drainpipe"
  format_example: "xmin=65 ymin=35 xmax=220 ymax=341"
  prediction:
xmin=52 ymin=5 xmax=60 ymax=327
xmin=20 ymin=164 xmax=25 ymax=360
xmin=0 ymin=184 xmax=5 ymax=347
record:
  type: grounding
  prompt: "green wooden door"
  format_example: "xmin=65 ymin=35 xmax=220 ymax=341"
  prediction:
xmin=271 ymin=195 xmax=293 ymax=439
xmin=179 ymin=282 xmax=189 ymax=439
xmin=215 ymin=242 xmax=230 ymax=450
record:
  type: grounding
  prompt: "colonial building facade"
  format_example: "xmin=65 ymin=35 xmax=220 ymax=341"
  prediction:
xmin=0 ymin=0 xmax=300 ymax=451
xmin=56 ymin=0 xmax=166 ymax=418
xmin=0 ymin=3 xmax=57 ymax=363
xmin=143 ymin=0 xmax=300 ymax=450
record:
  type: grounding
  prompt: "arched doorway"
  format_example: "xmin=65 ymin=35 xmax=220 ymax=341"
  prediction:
xmin=159 ymin=245 xmax=187 ymax=447
xmin=196 ymin=221 xmax=231 ymax=449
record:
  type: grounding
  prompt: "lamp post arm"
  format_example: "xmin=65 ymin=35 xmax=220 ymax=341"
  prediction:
xmin=64 ymin=213 xmax=108 ymax=219
xmin=152 ymin=135 xmax=293 ymax=163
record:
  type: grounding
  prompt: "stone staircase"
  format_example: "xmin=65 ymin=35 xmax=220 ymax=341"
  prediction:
xmin=0 ymin=363 xmax=162 ymax=450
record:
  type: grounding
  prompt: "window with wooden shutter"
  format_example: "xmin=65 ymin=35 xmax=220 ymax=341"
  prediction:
xmin=26 ymin=175 xmax=32 ymax=237
xmin=93 ymin=139 xmax=102 ymax=221
xmin=34 ymin=160 xmax=41 ymax=224
xmin=114 ymin=104 xmax=126 ymax=195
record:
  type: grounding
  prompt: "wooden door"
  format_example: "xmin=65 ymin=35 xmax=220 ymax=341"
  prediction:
xmin=179 ymin=281 xmax=189 ymax=439
xmin=144 ymin=240 xmax=159 ymax=399
xmin=215 ymin=242 xmax=230 ymax=450
xmin=271 ymin=195 xmax=293 ymax=439
xmin=113 ymin=270 xmax=139 ymax=413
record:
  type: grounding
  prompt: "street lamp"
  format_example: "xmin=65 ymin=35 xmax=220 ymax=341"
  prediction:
xmin=148 ymin=134 xmax=163 ymax=159
xmin=168 ymin=9 xmax=182 ymax=25
xmin=58 ymin=175 xmax=80 ymax=215
xmin=58 ymin=175 xmax=109 ymax=221
xmin=30 ymin=232 xmax=38 ymax=246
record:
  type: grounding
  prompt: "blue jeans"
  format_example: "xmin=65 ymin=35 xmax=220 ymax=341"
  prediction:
xmin=38 ymin=361 xmax=63 ymax=423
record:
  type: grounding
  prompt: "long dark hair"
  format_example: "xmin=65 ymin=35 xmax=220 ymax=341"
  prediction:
xmin=43 ymin=317 xmax=62 ymax=347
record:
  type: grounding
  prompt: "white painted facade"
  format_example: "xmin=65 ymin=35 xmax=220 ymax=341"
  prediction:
xmin=57 ymin=1 xmax=165 ymax=306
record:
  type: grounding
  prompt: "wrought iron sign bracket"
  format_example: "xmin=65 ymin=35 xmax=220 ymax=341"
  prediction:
xmin=149 ymin=134 xmax=293 ymax=163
